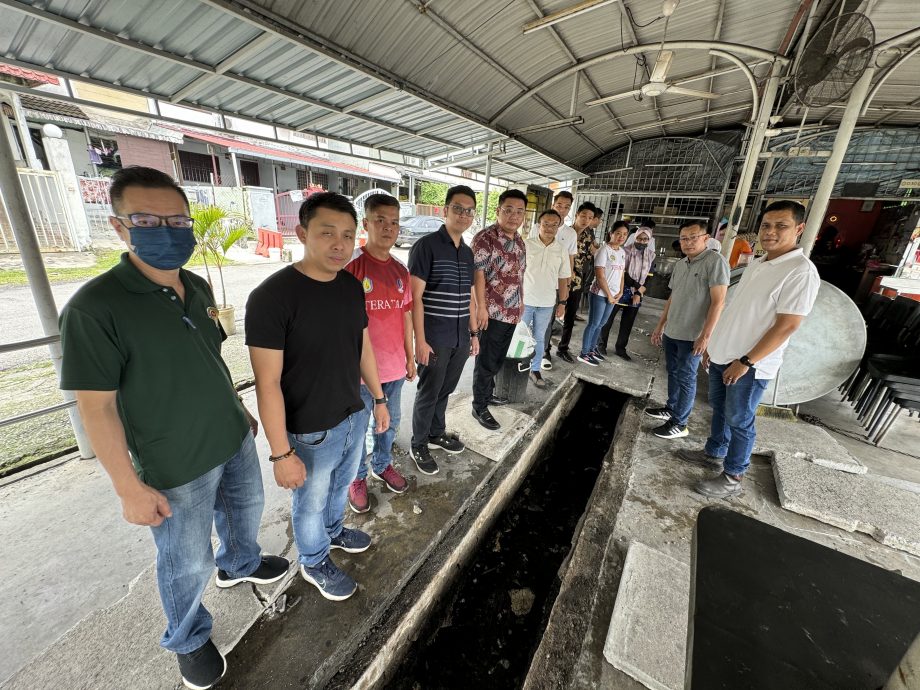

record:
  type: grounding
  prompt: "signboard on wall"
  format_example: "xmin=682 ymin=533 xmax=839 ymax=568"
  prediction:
xmin=899 ymin=179 xmax=920 ymax=189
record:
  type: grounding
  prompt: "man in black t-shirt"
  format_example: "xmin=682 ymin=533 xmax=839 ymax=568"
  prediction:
xmin=246 ymin=192 xmax=390 ymax=602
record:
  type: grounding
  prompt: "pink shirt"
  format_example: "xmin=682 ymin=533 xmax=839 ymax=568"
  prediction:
xmin=345 ymin=248 xmax=413 ymax=384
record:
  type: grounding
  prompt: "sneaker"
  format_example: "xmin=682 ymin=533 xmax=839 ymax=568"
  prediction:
xmin=411 ymin=445 xmax=440 ymax=475
xmin=348 ymin=478 xmax=370 ymax=513
xmin=590 ymin=349 xmax=606 ymax=362
xmin=472 ymin=407 xmax=501 ymax=431
xmin=177 ymin=638 xmax=226 ymax=690
xmin=330 ymin=527 xmax=371 ymax=553
xmin=428 ymin=433 xmax=465 ymax=454
xmin=529 ymin=371 xmax=547 ymax=389
xmin=695 ymin=471 xmax=743 ymax=499
xmin=300 ymin=558 xmax=357 ymax=601
xmin=653 ymin=422 xmax=689 ymax=439
xmin=615 ymin=349 xmax=632 ymax=361
xmin=577 ymin=353 xmax=598 ymax=366
xmin=644 ymin=407 xmax=672 ymax=421
xmin=540 ymin=357 xmax=553 ymax=371
xmin=678 ymin=449 xmax=725 ymax=469
xmin=371 ymin=464 xmax=409 ymax=493
xmin=557 ymin=350 xmax=575 ymax=364
xmin=215 ymin=555 xmax=290 ymax=588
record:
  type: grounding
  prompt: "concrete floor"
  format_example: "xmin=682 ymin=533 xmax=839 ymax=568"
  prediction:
xmin=3 ymin=302 xmax=920 ymax=689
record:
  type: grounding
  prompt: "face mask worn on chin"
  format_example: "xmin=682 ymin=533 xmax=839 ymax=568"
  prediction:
xmin=129 ymin=226 xmax=197 ymax=270
xmin=634 ymin=242 xmax=648 ymax=251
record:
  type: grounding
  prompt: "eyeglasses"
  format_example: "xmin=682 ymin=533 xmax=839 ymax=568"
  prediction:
xmin=115 ymin=213 xmax=194 ymax=229
xmin=448 ymin=204 xmax=476 ymax=217
xmin=499 ymin=206 xmax=526 ymax=217
xmin=540 ymin=222 xmax=561 ymax=230
xmin=678 ymin=233 xmax=707 ymax=243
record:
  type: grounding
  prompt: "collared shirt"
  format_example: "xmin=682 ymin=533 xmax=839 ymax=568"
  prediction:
xmin=528 ymin=222 xmax=578 ymax=256
xmin=571 ymin=226 xmax=597 ymax=292
xmin=665 ymin=249 xmax=730 ymax=341
xmin=523 ymin=236 xmax=572 ymax=308
xmin=471 ymin=223 xmax=527 ymax=323
xmin=408 ymin=224 xmax=474 ymax=348
xmin=708 ymin=248 xmax=820 ymax=379
xmin=59 ymin=253 xmax=249 ymax=490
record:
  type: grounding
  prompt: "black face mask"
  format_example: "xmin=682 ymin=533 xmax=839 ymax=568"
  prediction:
xmin=634 ymin=242 xmax=648 ymax=251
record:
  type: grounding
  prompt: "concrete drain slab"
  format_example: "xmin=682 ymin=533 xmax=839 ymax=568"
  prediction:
xmin=774 ymin=454 xmax=920 ymax=557
xmin=573 ymin=360 xmax=654 ymax=398
xmin=444 ymin=393 xmax=535 ymax=462
xmin=603 ymin=541 xmax=689 ymax=690
xmin=755 ymin=415 xmax=866 ymax=474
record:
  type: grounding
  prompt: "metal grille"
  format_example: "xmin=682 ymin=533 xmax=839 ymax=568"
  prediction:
xmin=179 ymin=150 xmax=221 ymax=185
xmin=78 ymin=176 xmax=115 ymax=246
xmin=0 ymin=170 xmax=76 ymax=252
xmin=611 ymin=194 xmax=720 ymax=239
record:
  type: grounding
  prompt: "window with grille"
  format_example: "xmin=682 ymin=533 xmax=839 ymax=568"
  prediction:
xmin=89 ymin=136 xmax=121 ymax=172
xmin=312 ymin=171 xmax=328 ymax=189
xmin=296 ymin=168 xmax=309 ymax=189
xmin=239 ymin=160 xmax=260 ymax=186
xmin=179 ymin=150 xmax=220 ymax=184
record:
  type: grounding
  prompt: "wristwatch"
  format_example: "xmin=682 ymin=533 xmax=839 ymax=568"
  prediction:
xmin=557 ymin=300 xmax=567 ymax=305
xmin=374 ymin=396 xmax=388 ymax=405
xmin=739 ymin=355 xmax=755 ymax=368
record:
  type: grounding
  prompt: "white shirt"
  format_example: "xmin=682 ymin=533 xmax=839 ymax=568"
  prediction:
xmin=708 ymin=248 xmax=820 ymax=379
xmin=589 ymin=244 xmax=626 ymax=297
xmin=529 ymin=223 xmax=577 ymax=256
xmin=523 ymin=236 xmax=572 ymax=307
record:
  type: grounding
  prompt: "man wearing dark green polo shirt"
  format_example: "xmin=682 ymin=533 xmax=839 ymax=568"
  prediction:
xmin=58 ymin=167 xmax=288 ymax=690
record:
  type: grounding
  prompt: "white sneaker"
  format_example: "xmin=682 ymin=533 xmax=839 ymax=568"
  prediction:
xmin=540 ymin=357 xmax=552 ymax=371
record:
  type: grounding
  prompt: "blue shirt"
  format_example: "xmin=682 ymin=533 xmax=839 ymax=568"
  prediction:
xmin=408 ymin=225 xmax=474 ymax=348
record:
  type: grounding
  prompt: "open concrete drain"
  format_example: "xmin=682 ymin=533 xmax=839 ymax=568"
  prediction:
xmin=386 ymin=384 xmax=627 ymax=690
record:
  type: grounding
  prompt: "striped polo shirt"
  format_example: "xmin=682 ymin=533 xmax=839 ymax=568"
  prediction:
xmin=407 ymin=224 xmax=474 ymax=348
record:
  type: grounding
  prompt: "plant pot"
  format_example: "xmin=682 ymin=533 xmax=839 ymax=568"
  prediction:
xmin=217 ymin=305 xmax=236 ymax=336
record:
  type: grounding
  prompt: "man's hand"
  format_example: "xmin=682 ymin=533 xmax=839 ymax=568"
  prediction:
xmin=470 ymin=337 xmax=480 ymax=357
xmin=273 ymin=454 xmax=307 ymax=490
xmin=242 ymin=405 xmax=259 ymax=438
xmin=722 ymin=360 xmax=750 ymax=386
xmin=416 ymin=340 xmax=434 ymax=367
xmin=702 ymin=350 xmax=710 ymax=372
xmin=555 ymin=304 xmax=565 ymax=320
xmin=631 ymin=294 xmax=642 ymax=306
xmin=373 ymin=403 xmax=391 ymax=434
xmin=119 ymin=482 xmax=172 ymax=527
xmin=651 ymin=325 xmax=664 ymax=347
xmin=406 ymin=358 xmax=417 ymax=381
xmin=692 ymin=334 xmax=710 ymax=356
xmin=477 ymin=305 xmax=489 ymax=331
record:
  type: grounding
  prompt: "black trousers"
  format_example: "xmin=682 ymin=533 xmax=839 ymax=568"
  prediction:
xmin=543 ymin=289 xmax=559 ymax=356
xmin=600 ymin=304 xmax=640 ymax=352
xmin=472 ymin=319 xmax=516 ymax=412
xmin=556 ymin=288 xmax=582 ymax=353
xmin=411 ymin=342 xmax=469 ymax=448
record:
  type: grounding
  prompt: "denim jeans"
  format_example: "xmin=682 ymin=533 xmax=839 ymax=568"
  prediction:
xmin=356 ymin=378 xmax=404 ymax=479
xmin=288 ymin=410 xmax=364 ymax=567
xmin=150 ymin=432 xmax=264 ymax=654
xmin=663 ymin=334 xmax=703 ymax=427
xmin=581 ymin=292 xmax=615 ymax=356
xmin=522 ymin=304 xmax=554 ymax=372
xmin=705 ymin=362 xmax=769 ymax=477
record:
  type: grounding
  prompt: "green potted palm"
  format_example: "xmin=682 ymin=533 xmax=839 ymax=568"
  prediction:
xmin=191 ymin=203 xmax=250 ymax=335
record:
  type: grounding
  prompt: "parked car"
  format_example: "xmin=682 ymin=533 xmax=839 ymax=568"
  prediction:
xmin=397 ymin=215 xmax=443 ymax=247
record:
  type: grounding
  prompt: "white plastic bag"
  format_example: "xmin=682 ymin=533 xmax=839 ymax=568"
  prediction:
xmin=506 ymin=320 xmax=536 ymax=359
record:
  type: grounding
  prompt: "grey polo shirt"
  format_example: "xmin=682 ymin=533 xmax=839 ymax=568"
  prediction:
xmin=664 ymin=249 xmax=730 ymax=341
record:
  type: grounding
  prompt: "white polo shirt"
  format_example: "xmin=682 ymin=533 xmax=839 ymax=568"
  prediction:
xmin=708 ymin=248 xmax=820 ymax=379
xmin=529 ymin=222 xmax=577 ymax=257
xmin=523 ymin=235 xmax=572 ymax=307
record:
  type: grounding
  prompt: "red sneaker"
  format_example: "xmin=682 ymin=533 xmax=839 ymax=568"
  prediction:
xmin=348 ymin=478 xmax=369 ymax=513
xmin=371 ymin=464 xmax=409 ymax=494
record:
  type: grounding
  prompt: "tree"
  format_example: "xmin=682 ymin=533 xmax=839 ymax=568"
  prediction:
xmin=418 ymin=181 xmax=448 ymax=205
xmin=191 ymin=203 xmax=250 ymax=308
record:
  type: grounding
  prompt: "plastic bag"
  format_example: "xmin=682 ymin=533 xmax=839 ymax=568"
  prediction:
xmin=506 ymin=320 xmax=536 ymax=359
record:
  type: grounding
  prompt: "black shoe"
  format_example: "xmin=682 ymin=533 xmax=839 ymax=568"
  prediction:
xmin=597 ymin=345 xmax=608 ymax=356
xmin=216 ymin=555 xmax=290 ymax=588
xmin=411 ymin=445 xmax=440 ymax=475
xmin=428 ymin=432 xmax=465 ymax=454
xmin=615 ymin=349 xmax=632 ymax=361
xmin=574 ymin=314 xmax=585 ymax=322
xmin=177 ymin=639 xmax=226 ymax=690
xmin=644 ymin=407 xmax=672 ymax=421
xmin=652 ymin=421 xmax=689 ymax=439
xmin=557 ymin=350 xmax=574 ymax=363
xmin=472 ymin=407 xmax=501 ymax=431
xmin=488 ymin=394 xmax=510 ymax=406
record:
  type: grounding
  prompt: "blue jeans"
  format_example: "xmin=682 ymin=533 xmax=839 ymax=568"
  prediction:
xmin=356 ymin=379 xmax=404 ymax=479
xmin=150 ymin=432 xmax=264 ymax=654
xmin=288 ymin=411 xmax=364 ymax=567
xmin=663 ymin=334 xmax=703 ymax=427
xmin=705 ymin=362 xmax=769 ymax=477
xmin=522 ymin=304 xmax=554 ymax=372
xmin=581 ymin=293 xmax=615 ymax=356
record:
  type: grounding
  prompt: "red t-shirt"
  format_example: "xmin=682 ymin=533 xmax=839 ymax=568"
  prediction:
xmin=345 ymin=248 xmax=413 ymax=384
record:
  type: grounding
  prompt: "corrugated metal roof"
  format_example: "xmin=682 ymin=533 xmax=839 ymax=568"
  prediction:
xmin=1 ymin=0 xmax=918 ymax=184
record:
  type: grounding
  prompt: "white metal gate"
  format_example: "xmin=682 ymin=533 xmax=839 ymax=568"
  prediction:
xmin=0 ymin=169 xmax=77 ymax=252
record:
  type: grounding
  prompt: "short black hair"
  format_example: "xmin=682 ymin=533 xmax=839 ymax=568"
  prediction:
xmin=763 ymin=200 xmax=806 ymax=225
xmin=109 ymin=166 xmax=188 ymax=214
xmin=299 ymin=191 xmax=357 ymax=227
xmin=538 ymin=209 xmax=561 ymax=222
xmin=498 ymin=188 xmax=528 ymax=206
xmin=594 ymin=208 xmax=604 ymax=218
xmin=643 ymin=218 xmax=657 ymax=229
xmin=576 ymin=202 xmax=595 ymax=217
xmin=445 ymin=185 xmax=476 ymax=207
xmin=553 ymin=190 xmax=574 ymax=203
xmin=612 ymin=220 xmax=630 ymax=231
xmin=364 ymin=193 xmax=399 ymax=215
xmin=679 ymin=219 xmax=709 ymax=234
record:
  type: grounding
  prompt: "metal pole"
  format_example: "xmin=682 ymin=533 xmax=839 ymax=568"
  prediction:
xmin=801 ymin=67 xmax=876 ymax=256
xmin=721 ymin=60 xmax=783 ymax=259
xmin=481 ymin=144 xmax=493 ymax=229
xmin=0 ymin=111 xmax=94 ymax=459
xmin=230 ymin=151 xmax=242 ymax=187
xmin=408 ymin=174 xmax=415 ymax=204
